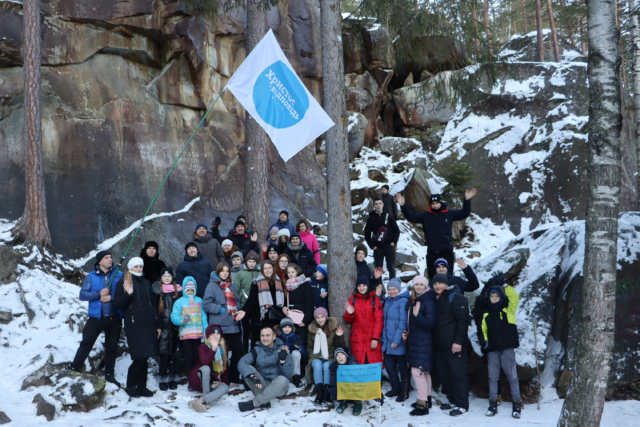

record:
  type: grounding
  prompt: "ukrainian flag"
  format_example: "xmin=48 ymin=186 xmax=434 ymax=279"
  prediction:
xmin=337 ymin=363 xmax=382 ymax=401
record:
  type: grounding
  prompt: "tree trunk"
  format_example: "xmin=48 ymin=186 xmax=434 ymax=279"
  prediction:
xmin=631 ymin=0 xmax=640 ymax=205
xmin=15 ymin=0 xmax=52 ymax=247
xmin=483 ymin=0 xmax=493 ymax=56
xmin=472 ymin=0 xmax=481 ymax=51
xmin=320 ymin=0 xmax=356 ymax=321
xmin=243 ymin=2 xmax=270 ymax=240
xmin=535 ymin=0 xmax=545 ymax=61
xmin=581 ymin=16 xmax=589 ymax=55
xmin=557 ymin=0 xmax=621 ymax=426
xmin=546 ymin=0 xmax=561 ymax=60
xmin=522 ymin=0 xmax=529 ymax=33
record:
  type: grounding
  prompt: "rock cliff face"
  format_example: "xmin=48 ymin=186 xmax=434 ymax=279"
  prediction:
xmin=0 ymin=0 xmax=327 ymax=259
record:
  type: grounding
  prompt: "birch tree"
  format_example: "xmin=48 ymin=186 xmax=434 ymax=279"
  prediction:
xmin=15 ymin=0 xmax=52 ymax=247
xmin=320 ymin=0 xmax=356 ymax=318
xmin=558 ymin=0 xmax=621 ymax=425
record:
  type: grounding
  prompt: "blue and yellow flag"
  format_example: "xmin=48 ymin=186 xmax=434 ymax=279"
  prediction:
xmin=337 ymin=363 xmax=382 ymax=401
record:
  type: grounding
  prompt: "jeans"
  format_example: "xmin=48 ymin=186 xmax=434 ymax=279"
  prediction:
xmin=488 ymin=348 xmax=521 ymax=402
xmin=312 ymin=359 xmax=331 ymax=384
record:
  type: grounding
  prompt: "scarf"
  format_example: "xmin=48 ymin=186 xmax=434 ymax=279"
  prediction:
xmin=313 ymin=326 xmax=329 ymax=360
xmin=258 ymin=277 xmax=285 ymax=319
xmin=219 ymin=280 xmax=238 ymax=314
xmin=285 ymin=274 xmax=309 ymax=292
xmin=205 ymin=338 xmax=228 ymax=375
xmin=162 ymin=283 xmax=182 ymax=293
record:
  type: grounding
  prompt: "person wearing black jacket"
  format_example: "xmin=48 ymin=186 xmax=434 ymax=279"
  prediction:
xmin=431 ymin=274 xmax=470 ymax=416
xmin=140 ymin=241 xmax=166 ymax=284
xmin=228 ymin=221 xmax=261 ymax=257
xmin=354 ymin=244 xmax=382 ymax=294
xmin=433 ymin=257 xmax=479 ymax=294
xmin=285 ymin=233 xmax=317 ymax=278
xmin=396 ymin=189 xmax=477 ymax=278
xmin=113 ymin=257 xmax=160 ymax=398
xmin=380 ymin=185 xmax=397 ymax=220
xmin=175 ymin=242 xmax=215 ymax=299
xmin=364 ymin=196 xmax=400 ymax=279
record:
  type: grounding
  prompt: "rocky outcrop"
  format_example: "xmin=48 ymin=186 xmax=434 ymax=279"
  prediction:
xmin=0 ymin=0 xmax=327 ymax=260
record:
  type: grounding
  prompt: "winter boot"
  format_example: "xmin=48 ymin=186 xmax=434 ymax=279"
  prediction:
xmin=138 ymin=387 xmax=155 ymax=397
xmin=159 ymin=376 xmax=169 ymax=391
xmin=352 ymin=401 xmax=363 ymax=416
xmin=292 ymin=374 xmax=302 ymax=388
xmin=486 ymin=399 xmax=498 ymax=416
xmin=409 ymin=400 xmax=428 ymax=416
xmin=512 ymin=401 xmax=522 ymax=419
xmin=449 ymin=406 xmax=467 ymax=416
xmin=440 ymin=402 xmax=453 ymax=410
xmin=428 ymin=396 xmax=432 ymax=408
xmin=336 ymin=400 xmax=348 ymax=414
xmin=395 ymin=392 xmax=408 ymax=402
xmin=238 ymin=400 xmax=255 ymax=412
xmin=385 ymin=389 xmax=398 ymax=398
xmin=314 ymin=384 xmax=325 ymax=404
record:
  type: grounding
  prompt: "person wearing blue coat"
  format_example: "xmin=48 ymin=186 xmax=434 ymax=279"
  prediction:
xmin=406 ymin=275 xmax=437 ymax=416
xmin=381 ymin=278 xmax=409 ymax=402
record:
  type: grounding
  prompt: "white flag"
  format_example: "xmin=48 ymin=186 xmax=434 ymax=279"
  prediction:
xmin=225 ymin=29 xmax=335 ymax=162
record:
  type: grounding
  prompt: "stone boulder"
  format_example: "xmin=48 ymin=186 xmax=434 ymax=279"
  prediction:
xmin=0 ymin=246 xmax=19 ymax=283
xmin=392 ymin=70 xmax=457 ymax=127
xmin=0 ymin=411 xmax=10 ymax=424
xmin=33 ymin=394 xmax=55 ymax=422
xmin=342 ymin=18 xmax=394 ymax=74
xmin=346 ymin=112 xmax=368 ymax=160
xmin=345 ymin=70 xmax=391 ymax=145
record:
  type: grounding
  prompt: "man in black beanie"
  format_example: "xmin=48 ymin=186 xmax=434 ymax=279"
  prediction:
xmin=70 ymin=250 xmax=123 ymax=386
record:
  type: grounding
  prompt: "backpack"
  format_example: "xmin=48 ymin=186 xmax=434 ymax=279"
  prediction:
xmin=373 ymin=213 xmax=389 ymax=243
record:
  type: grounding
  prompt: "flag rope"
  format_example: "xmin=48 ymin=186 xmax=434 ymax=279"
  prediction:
xmin=105 ymin=87 xmax=226 ymax=287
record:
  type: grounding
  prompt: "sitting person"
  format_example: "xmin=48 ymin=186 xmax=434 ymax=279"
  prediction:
xmin=277 ymin=318 xmax=306 ymax=387
xmin=237 ymin=326 xmax=294 ymax=411
xmin=188 ymin=324 xmax=230 ymax=412
xmin=307 ymin=307 xmax=345 ymax=404
xmin=329 ymin=347 xmax=362 ymax=415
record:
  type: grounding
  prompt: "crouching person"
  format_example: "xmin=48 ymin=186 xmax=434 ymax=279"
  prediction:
xmin=237 ymin=325 xmax=293 ymax=411
xmin=188 ymin=324 xmax=230 ymax=412
xmin=329 ymin=348 xmax=362 ymax=415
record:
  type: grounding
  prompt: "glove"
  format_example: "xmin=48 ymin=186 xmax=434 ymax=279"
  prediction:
xmin=278 ymin=350 xmax=288 ymax=362
xmin=182 ymin=314 xmax=191 ymax=324
xmin=214 ymin=216 xmax=221 ymax=226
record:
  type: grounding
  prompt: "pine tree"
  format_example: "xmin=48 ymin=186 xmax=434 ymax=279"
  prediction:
xmin=536 ymin=0 xmax=545 ymax=60
xmin=547 ymin=0 xmax=561 ymax=60
xmin=15 ymin=0 xmax=52 ymax=248
xmin=484 ymin=0 xmax=494 ymax=56
xmin=558 ymin=0 xmax=621 ymax=425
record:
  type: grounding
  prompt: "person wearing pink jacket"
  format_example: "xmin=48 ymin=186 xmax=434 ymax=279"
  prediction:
xmin=296 ymin=219 xmax=320 ymax=265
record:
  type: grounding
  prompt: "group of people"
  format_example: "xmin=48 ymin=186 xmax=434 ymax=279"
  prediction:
xmin=69 ymin=191 xmax=524 ymax=419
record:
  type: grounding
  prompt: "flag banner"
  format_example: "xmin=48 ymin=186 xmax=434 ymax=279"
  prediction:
xmin=225 ymin=29 xmax=335 ymax=162
xmin=337 ymin=362 xmax=382 ymax=401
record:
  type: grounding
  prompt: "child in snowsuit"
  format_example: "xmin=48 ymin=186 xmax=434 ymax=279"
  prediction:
xmin=171 ymin=276 xmax=208 ymax=377
xmin=329 ymin=347 xmax=362 ymax=415
xmin=188 ymin=324 xmax=230 ymax=412
xmin=152 ymin=267 xmax=182 ymax=390
xmin=277 ymin=317 xmax=306 ymax=387
xmin=479 ymin=281 xmax=522 ymax=419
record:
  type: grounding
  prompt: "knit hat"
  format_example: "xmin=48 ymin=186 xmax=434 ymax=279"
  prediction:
xmin=356 ymin=273 xmax=370 ymax=286
xmin=221 ymin=239 xmax=233 ymax=248
xmin=160 ymin=266 xmax=174 ymax=278
xmin=279 ymin=210 xmax=289 ymax=217
xmin=246 ymin=250 xmax=260 ymax=261
xmin=315 ymin=264 xmax=328 ymax=278
xmin=267 ymin=244 xmax=279 ymax=254
xmin=185 ymin=241 xmax=198 ymax=251
xmin=127 ymin=257 xmax=144 ymax=271
xmin=95 ymin=250 xmax=111 ymax=265
xmin=234 ymin=220 xmax=246 ymax=229
xmin=182 ymin=276 xmax=197 ymax=293
xmin=334 ymin=347 xmax=348 ymax=359
xmin=206 ymin=324 xmax=223 ymax=337
xmin=194 ymin=223 xmax=208 ymax=232
xmin=290 ymin=232 xmax=301 ymax=240
xmin=434 ymin=258 xmax=449 ymax=269
xmin=387 ymin=278 xmax=403 ymax=291
xmin=412 ymin=275 xmax=429 ymax=288
xmin=355 ymin=244 xmax=368 ymax=258
xmin=143 ymin=241 xmax=159 ymax=250
xmin=430 ymin=194 xmax=443 ymax=203
xmin=431 ymin=273 xmax=449 ymax=285
xmin=313 ymin=307 xmax=328 ymax=318
xmin=279 ymin=318 xmax=295 ymax=329
xmin=277 ymin=228 xmax=290 ymax=238
xmin=269 ymin=225 xmax=280 ymax=235
xmin=231 ymin=251 xmax=244 ymax=261
xmin=489 ymin=287 xmax=501 ymax=296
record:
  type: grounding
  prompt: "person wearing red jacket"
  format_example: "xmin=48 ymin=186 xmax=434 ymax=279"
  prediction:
xmin=343 ymin=274 xmax=384 ymax=365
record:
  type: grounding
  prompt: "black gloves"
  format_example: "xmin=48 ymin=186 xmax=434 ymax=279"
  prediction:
xmin=278 ymin=350 xmax=288 ymax=363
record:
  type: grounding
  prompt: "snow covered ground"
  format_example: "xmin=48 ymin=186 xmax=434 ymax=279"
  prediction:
xmin=0 ymin=220 xmax=638 ymax=425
